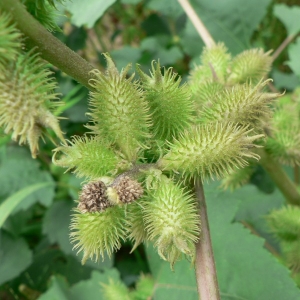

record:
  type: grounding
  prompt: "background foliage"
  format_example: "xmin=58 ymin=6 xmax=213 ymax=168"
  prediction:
xmin=1 ymin=0 xmax=300 ymax=299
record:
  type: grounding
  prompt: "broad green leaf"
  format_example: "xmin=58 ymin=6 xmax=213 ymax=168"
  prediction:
xmin=70 ymin=269 xmax=121 ymax=300
xmin=38 ymin=275 xmax=71 ymax=300
xmin=0 ymin=146 xmax=55 ymax=213
xmin=181 ymin=0 xmax=271 ymax=57
xmin=234 ymin=185 xmax=284 ymax=247
xmin=111 ymin=46 xmax=142 ymax=71
xmin=146 ymin=0 xmax=183 ymax=18
xmin=145 ymin=181 xmax=300 ymax=299
xmin=65 ymin=0 xmax=117 ymax=28
xmin=206 ymin=181 xmax=300 ymax=300
xmin=38 ymin=270 xmax=121 ymax=300
xmin=272 ymin=69 xmax=300 ymax=91
xmin=287 ymin=37 xmax=300 ymax=78
xmin=145 ymin=245 xmax=198 ymax=300
xmin=273 ymin=4 xmax=300 ymax=36
xmin=0 ymin=231 xmax=32 ymax=285
xmin=0 ymin=182 xmax=53 ymax=228
xmin=42 ymin=201 xmax=75 ymax=254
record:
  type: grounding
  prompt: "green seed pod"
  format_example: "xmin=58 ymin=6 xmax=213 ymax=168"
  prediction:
xmin=137 ymin=61 xmax=194 ymax=141
xmin=0 ymin=12 xmax=22 ymax=75
xmin=126 ymin=201 xmax=148 ymax=251
xmin=53 ymin=135 xmax=119 ymax=179
xmin=0 ymin=50 xmax=65 ymax=158
xmin=22 ymin=0 xmax=61 ymax=32
xmin=87 ymin=54 xmax=150 ymax=161
xmin=267 ymin=205 xmax=300 ymax=242
xmin=159 ymin=123 xmax=263 ymax=181
xmin=221 ymin=164 xmax=255 ymax=190
xmin=200 ymin=42 xmax=231 ymax=83
xmin=281 ymin=239 xmax=300 ymax=272
xmin=227 ymin=48 xmax=272 ymax=85
xmin=144 ymin=177 xmax=200 ymax=267
xmin=102 ymin=279 xmax=131 ymax=300
xmin=70 ymin=205 xmax=126 ymax=264
xmin=201 ymin=79 xmax=280 ymax=129
xmin=130 ymin=274 xmax=154 ymax=300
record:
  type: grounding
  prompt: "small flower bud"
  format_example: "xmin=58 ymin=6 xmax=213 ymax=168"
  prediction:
xmin=78 ymin=181 xmax=111 ymax=213
xmin=108 ymin=176 xmax=143 ymax=205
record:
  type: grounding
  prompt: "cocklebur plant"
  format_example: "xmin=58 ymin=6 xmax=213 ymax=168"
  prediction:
xmin=0 ymin=9 xmax=66 ymax=158
xmin=49 ymin=46 xmax=282 ymax=270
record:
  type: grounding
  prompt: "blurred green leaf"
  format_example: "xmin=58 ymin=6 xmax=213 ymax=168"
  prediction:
xmin=0 ymin=146 xmax=55 ymax=213
xmin=146 ymin=0 xmax=183 ymax=18
xmin=181 ymin=0 xmax=271 ymax=57
xmin=38 ymin=269 xmax=121 ymax=300
xmin=111 ymin=46 xmax=142 ymax=70
xmin=42 ymin=201 xmax=75 ymax=254
xmin=274 ymin=4 xmax=300 ymax=36
xmin=272 ymin=69 xmax=300 ymax=91
xmin=287 ymin=37 xmax=300 ymax=78
xmin=0 ymin=231 xmax=32 ymax=285
xmin=65 ymin=0 xmax=117 ymax=28
xmin=0 ymin=182 xmax=53 ymax=228
xmin=38 ymin=275 xmax=71 ymax=300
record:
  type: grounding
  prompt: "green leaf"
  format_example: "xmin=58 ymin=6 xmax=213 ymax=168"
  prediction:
xmin=145 ymin=245 xmax=197 ymax=299
xmin=287 ymin=37 xmax=300 ymax=78
xmin=0 ymin=146 xmax=55 ymax=213
xmin=145 ymin=181 xmax=300 ymax=299
xmin=146 ymin=0 xmax=183 ymax=18
xmin=70 ymin=269 xmax=121 ymax=300
xmin=272 ymin=69 xmax=300 ymax=91
xmin=0 ymin=182 xmax=53 ymax=228
xmin=38 ymin=275 xmax=71 ymax=300
xmin=42 ymin=200 xmax=75 ymax=254
xmin=0 ymin=231 xmax=32 ymax=285
xmin=181 ymin=0 xmax=271 ymax=57
xmin=38 ymin=270 xmax=121 ymax=300
xmin=65 ymin=0 xmax=117 ymax=28
xmin=273 ymin=4 xmax=300 ymax=36
xmin=205 ymin=181 xmax=300 ymax=300
xmin=111 ymin=46 xmax=142 ymax=71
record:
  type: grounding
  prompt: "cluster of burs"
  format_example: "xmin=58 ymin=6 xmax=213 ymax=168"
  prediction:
xmin=2 ymin=5 xmax=300 ymax=266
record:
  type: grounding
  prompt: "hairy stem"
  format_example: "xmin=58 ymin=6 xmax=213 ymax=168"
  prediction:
xmin=177 ymin=0 xmax=216 ymax=48
xmin=194 ymin=179 xmax=220 ymax=300
xmin=0 ymin=0 xmax=95 ymax=90
xmin=257 ymin=148 xmax=300 ymax=206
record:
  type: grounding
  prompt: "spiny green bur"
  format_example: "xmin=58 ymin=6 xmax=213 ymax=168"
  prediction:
xmin=87 ymin=54 xmax=150 ymax=161
xmin=0 ymin=11 xmax=22 ymax=75
xmin=159 ymin=123 xmax=263 ymax=181
xmin=265 ymin=94 xmax=300 ymax=166
xmin=0 ymin=50 xmax=65 ymax=158
xmin=144 ymin=176 xmax=200 ymax=267
xmin=46 ymin=45 xmax=283 ymax=268
xmin=53 ymin=135 xmax=120 ymax=180
xmin=137 ymin=61 xmax=194 ymax=142
xmin=70 ymin=205 xmax=127 ymax=264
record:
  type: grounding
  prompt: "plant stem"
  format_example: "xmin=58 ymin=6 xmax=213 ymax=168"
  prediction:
xmin=194 ymin=179 xmax=220 ymax=300
xmin=271 ymin=35 xmax=295 ymax=62
xmin=177 ymin=0 xmax=216 ymax=48
xmin=256 ymin=148 xmax=300 ymax=206
xmin=0 ymin=0 xmax=95 ymax=90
